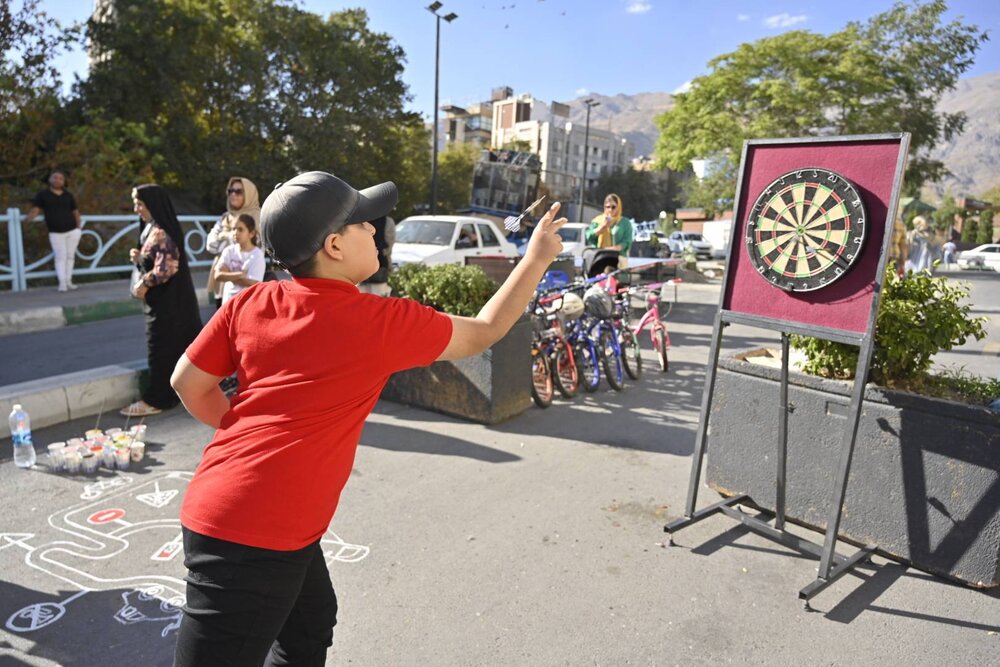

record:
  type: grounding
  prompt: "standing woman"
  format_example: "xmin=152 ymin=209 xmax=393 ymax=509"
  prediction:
xmin=121 ymin=184 xmax=203 ymax=417
xmin=24 ymin=170 xmax=83 ymax=291
xmin=585 ymin=193 xmax=634 ymax=269
xmin=206 ymin=177 xmax=261 ymax=307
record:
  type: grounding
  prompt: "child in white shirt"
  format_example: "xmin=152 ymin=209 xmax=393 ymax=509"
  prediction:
xmin=214 ymin=214 xmax=265 ymax=304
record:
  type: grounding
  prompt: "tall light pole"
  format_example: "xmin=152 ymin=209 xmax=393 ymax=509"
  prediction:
xmin=578 ymin=98 xmax=600 ymax=222
xmin=427 ymin=2 xmax=457 ymax=214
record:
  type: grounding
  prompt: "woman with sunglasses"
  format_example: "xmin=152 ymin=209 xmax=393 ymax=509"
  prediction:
xmin=585 ymin=193 xmax=634 ymax=269
xmin=206 ymin=177 xmax=261 ymax=307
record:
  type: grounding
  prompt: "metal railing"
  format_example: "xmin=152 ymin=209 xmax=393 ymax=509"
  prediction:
xmin=1 ymin=208 xmax=219 ymax=291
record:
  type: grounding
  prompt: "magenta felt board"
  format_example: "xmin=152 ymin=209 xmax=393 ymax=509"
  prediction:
xmin=723 ymin=138 xmax=906 ymax=334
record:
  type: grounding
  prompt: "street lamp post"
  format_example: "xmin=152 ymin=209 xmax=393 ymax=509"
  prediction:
xmin=427 ymin=2 xmax=458 ymax=215
xmin=578 ymin=98 xmax=600 ymax=222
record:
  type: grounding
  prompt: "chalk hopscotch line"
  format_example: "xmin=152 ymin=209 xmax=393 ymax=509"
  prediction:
xmin=6 ymin=470 xmax=371 ymax=638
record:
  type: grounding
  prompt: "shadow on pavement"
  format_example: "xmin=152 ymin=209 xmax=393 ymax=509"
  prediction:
xmin=360 ymin=421 xmax=521 ymax=463
xmin=0 ymin=582 xmax=178 ymax=666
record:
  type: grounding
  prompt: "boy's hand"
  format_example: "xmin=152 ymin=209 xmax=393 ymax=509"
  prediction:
xmin=523 ymin=202 xmax=566 ymax=264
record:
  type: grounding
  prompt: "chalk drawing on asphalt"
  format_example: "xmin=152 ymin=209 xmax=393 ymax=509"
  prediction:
xmin=3 ymin=470 xmax=370 ymax=639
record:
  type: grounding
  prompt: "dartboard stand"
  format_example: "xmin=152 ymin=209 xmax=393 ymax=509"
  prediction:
xmin=664 ymin=133 xmax=910 ymax=608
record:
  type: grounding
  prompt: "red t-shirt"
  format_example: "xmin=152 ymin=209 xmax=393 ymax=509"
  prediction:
xmin=181 ymin=278 xmax=452 ymax=550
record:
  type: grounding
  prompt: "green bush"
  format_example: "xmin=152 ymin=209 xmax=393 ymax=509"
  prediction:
xmin=792 ymin=268 xmax=990 ymax=400
xmin=388 ymin=263 xmax=499 ymax=317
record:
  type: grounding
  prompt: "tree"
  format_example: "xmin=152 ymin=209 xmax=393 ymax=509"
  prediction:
xmin=0 ymin=0 xmax=78 ymax=202
xmin=593 ymin=168 xmax=685 ymax=222
xmin=960 ymin=215 xmax=979 ymax=243
xmin=977 ymin=210 xmax=994 ymax=244
xmin=48 ymin=114 xmax=161 ymax=213
xmin=434 ymin=143 xmax=478 ymax=214
xmin=678 ymin=155 xmax=738 ymax=219
xmin=653 ymin=1 xmax=988 ymax=199
xmin=80 ymin=1 xmax=424 ymax=210
xmin=932 ymin=194 xmax=962 ymax=233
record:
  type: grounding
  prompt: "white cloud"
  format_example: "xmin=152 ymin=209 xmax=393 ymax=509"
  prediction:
xmin=672 ymin=80 xmax=692 ymax=95
xmin=763 ymin=13 xmax=807 ymax=29
xmin=626 ymin=2 xmax=652 ymax=14
xmin=737 ymin=14 xmax=750 ymax=22
xmin=575 ymin=87 xmax=589 ymax=96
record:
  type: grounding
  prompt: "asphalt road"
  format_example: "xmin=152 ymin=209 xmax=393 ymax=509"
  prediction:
xmin=1 ymin=283 xmax=998 ymax=666
xmin=0 ymin=305 xmax=216 ymax=386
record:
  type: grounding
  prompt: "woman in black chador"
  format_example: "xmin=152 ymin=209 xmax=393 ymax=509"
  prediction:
xmin=121 ymin=184 xmax=203 ymax=417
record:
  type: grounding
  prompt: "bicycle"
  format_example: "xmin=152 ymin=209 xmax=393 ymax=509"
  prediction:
xmin=529 ymin=329 xmax=554 ymax=408
xmin=530 ymin=290 xmax=579 ymax=400
xmin=592 ymin=270 xmax=680 ymax=375
xmin=624 ymin=278 xmax=680 ymax=373
xmin=582 ymin=285 xmax=625 ymax=391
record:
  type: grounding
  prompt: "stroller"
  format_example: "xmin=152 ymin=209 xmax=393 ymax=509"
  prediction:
xmin=581 ymin=248 xmax=623 ymax=280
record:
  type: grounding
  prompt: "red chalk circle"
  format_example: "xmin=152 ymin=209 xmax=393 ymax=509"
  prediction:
xmin=87 ymin=508 xmax=126 ymax=524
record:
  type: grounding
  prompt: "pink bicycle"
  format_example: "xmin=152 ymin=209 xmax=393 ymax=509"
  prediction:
xmin=609 ymin=277 xmax=681 ymax=376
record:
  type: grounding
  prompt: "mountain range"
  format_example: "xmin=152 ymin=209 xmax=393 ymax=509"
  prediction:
xmin=558 ymin=70 xmax=1000 ymax=201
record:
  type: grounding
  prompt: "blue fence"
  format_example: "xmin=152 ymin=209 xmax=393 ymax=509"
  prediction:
xmin=1 ymin=208 xmax=219 ymax=291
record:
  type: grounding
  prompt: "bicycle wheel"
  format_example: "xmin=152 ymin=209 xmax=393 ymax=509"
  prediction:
xmin=574 ymin=340 xmax=601 ymax=393
xmin=599 ymin=328 xmax=625 ymax=391
xmin=654 ymin=326 xmax=669 ymax=373
xmin=620 ymin=328 xmax=642 ymax=380
xmin=552 ymin=342 xmax=578 ymax=399
xmin=531 ymin=344 xmax=554 ymax=408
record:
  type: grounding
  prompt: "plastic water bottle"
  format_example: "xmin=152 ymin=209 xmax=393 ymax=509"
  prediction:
xmin=9 ymin=404 xmax=36 ymax=469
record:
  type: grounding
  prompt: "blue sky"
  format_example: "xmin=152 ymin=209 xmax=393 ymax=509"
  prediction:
xmin=44 ymin=0 xmax=1000 ymax=120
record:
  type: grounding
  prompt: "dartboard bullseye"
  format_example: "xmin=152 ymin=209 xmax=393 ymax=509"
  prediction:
xmin=745 ymin=167 xmax=868 ymax=292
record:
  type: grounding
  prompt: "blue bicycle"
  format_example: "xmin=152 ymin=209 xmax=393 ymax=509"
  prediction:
xmin=582 ymin=286 xmax=625 ymax=391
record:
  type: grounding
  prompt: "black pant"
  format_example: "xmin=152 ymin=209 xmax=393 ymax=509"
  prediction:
xmin=174 ymin=528 xmax=338 ymax=666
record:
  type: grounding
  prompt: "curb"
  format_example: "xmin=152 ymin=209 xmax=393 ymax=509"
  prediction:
xmin=0 ymin=306 xmax=67 ymax=336
xmin=0 ymin=360 xmax=147 ymax=438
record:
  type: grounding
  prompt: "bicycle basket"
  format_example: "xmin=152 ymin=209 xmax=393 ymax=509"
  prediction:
xmin=559 ymin=292 xmax=584 ymax=320
xmin=583 ymin=286 xmax=614 ymax=319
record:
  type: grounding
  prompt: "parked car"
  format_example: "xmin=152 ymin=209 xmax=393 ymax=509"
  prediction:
xmin=667 ymin=231 xmax=713 ymax=259
xmin=956 ymin=243 xmax=1000 ymax=271
xmin=556 ymin=223 xmax=588 ymax=259
xmin=392 ymin=215 xmax=519 ymax=267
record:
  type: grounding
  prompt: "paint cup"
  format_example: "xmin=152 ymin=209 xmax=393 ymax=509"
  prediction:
xmin=67 ymin=437 xmax=84 ymax=448
xmin=112 ymin=432 xmax=131 ymax=446
xmin=47 ymin=443 xmax=66 ymax=472
xmin=129 ymin=424 xmax=147 ymax=441
xmin=105 ymin=427 xmax=122 ymax=437
xmin=85 ymin=429 xmax=103 ymax=439
xmin=114 ymin=446 xmax=131 ymax=471
xmin=102 ymin=443 xmax=117 ymax=468
xmin=81 ymin=450 xmax=100 ymax=474
xmin=64 ymin=447 xmax=83 ymax=474
xmin=130 ymin=441 xmax=145 ymax=463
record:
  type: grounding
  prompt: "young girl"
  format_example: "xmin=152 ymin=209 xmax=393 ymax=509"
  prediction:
xmin=214 ymin=213 xmax=265 ymax=304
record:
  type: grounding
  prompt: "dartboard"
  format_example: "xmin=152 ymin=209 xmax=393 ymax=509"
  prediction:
xmin=745 ymin=167 xmax=868 ymax=292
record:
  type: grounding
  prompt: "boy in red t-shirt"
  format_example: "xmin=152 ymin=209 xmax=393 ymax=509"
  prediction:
xmin=169 ymin=171 xmax=566 ymax=665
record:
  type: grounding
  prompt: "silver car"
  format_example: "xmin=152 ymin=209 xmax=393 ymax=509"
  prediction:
xmin=667 ymin=231 xmax=713 ymax=259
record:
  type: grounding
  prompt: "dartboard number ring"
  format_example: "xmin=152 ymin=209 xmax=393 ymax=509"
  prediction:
xmin=745 ymin=167 xmax=868 ymax=292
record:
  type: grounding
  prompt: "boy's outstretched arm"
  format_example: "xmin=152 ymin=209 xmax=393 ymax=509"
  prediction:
xmin=437 ymin=202 xmax=567 ymax=361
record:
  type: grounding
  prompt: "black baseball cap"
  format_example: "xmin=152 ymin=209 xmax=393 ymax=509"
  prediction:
xmin=260 ymin=171 xmax=398 ymax=268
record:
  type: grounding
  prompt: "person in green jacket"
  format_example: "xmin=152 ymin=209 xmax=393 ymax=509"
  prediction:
xmin=585 ymin=193 xmax=634 ymax=268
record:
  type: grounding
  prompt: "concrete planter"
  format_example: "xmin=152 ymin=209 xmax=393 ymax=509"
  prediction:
xmin=705 ymin=351 xmax=1000 ymax=588
xmin=380 ymin=316 xmax=532 ymax=425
